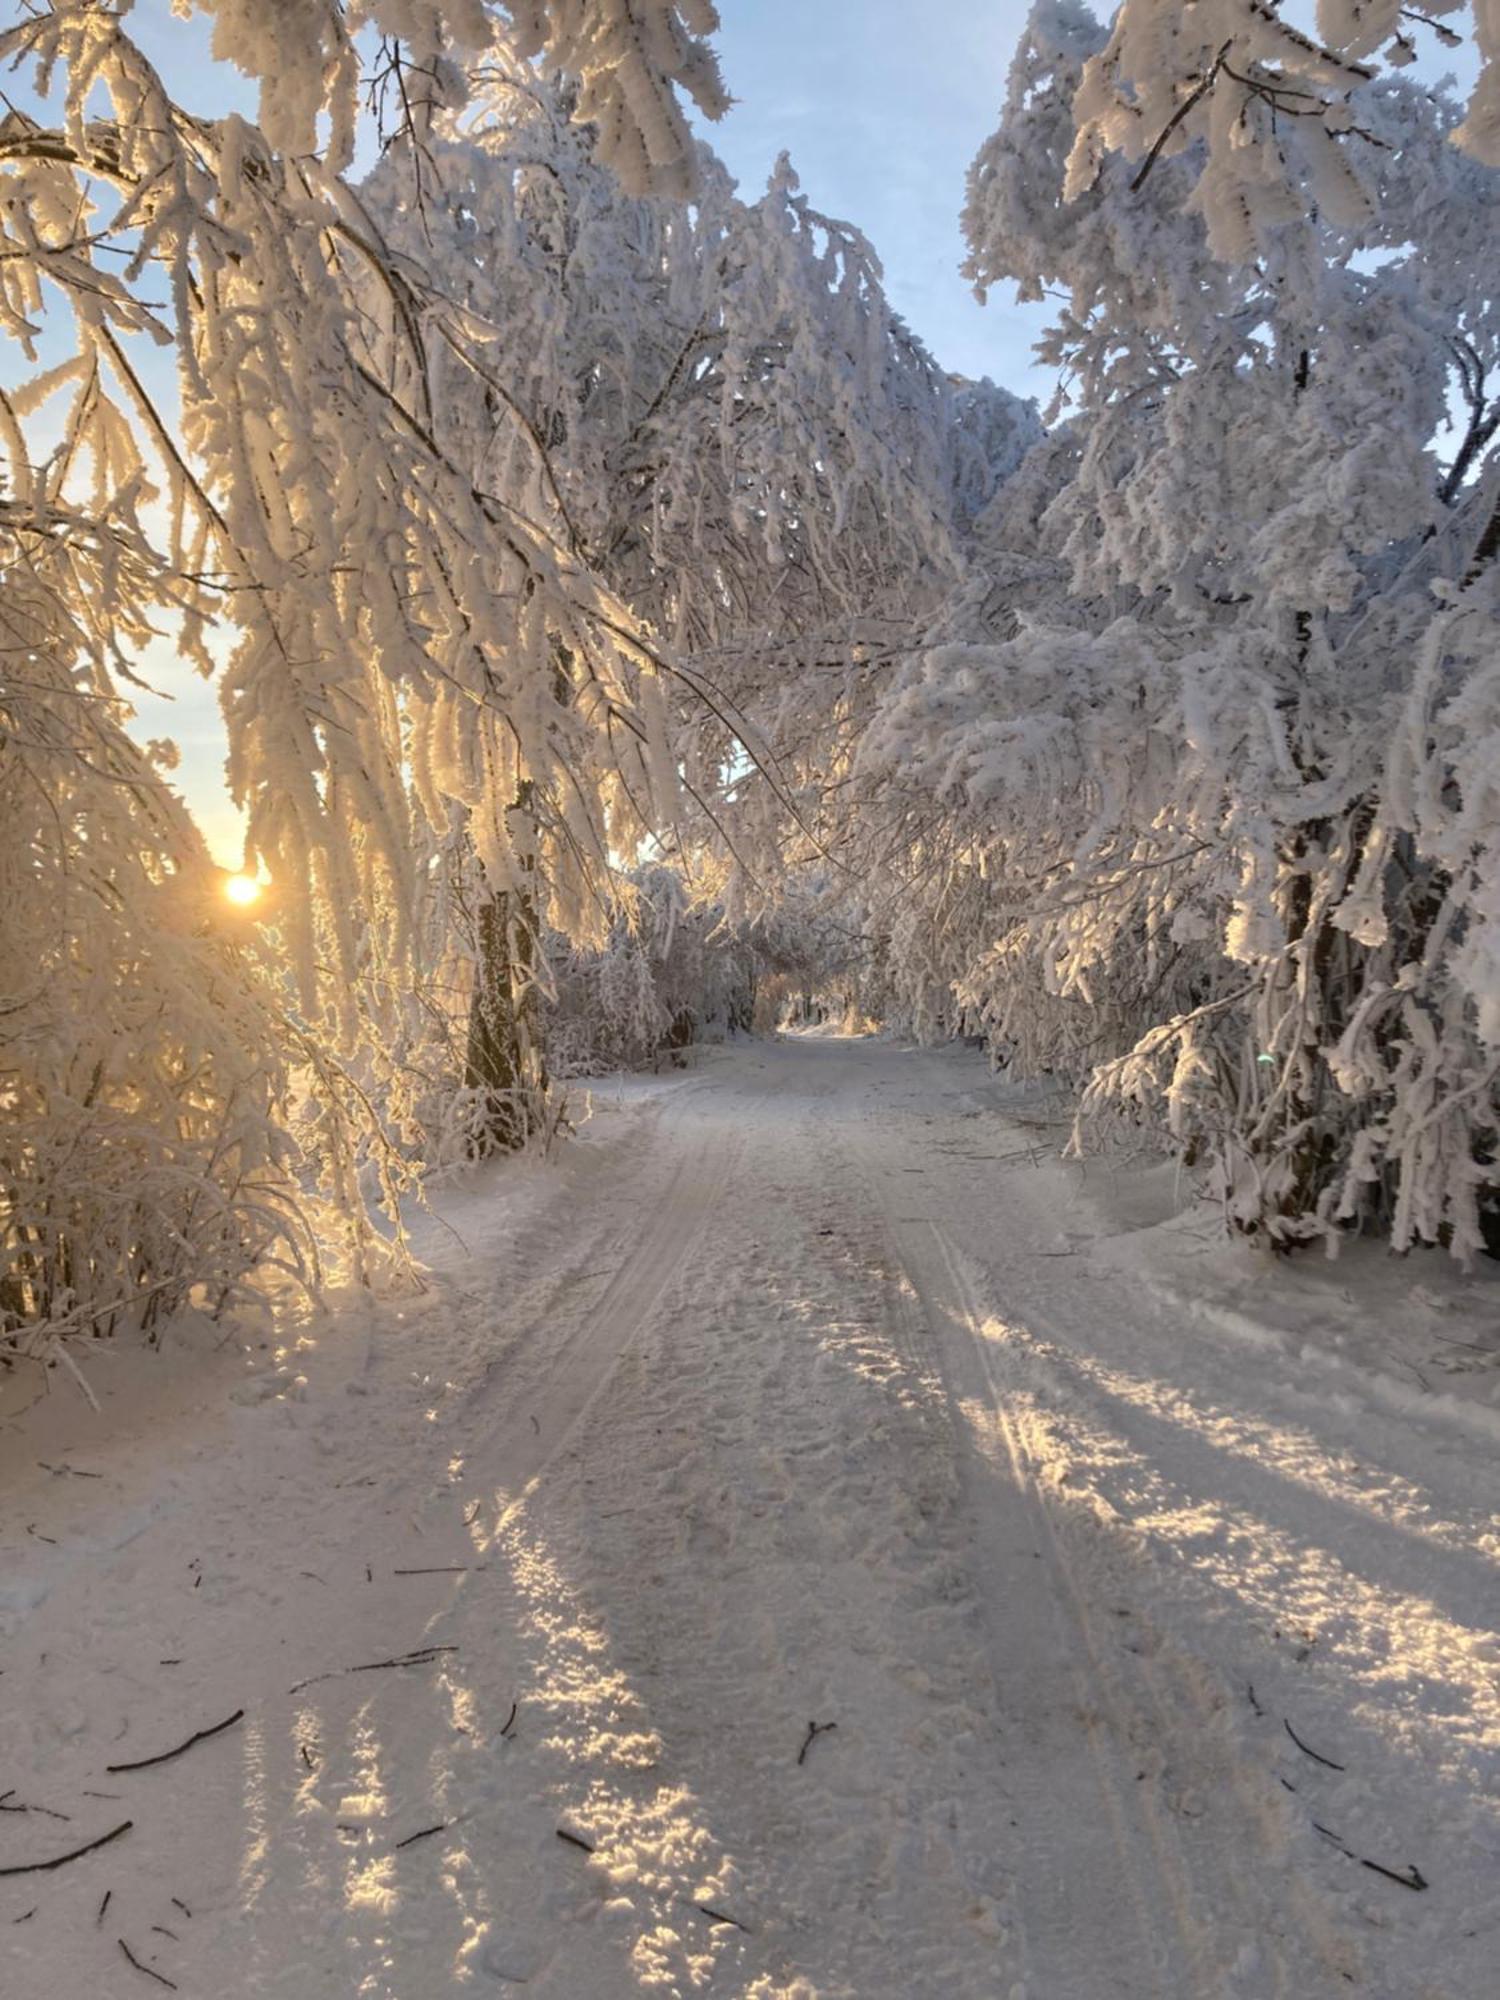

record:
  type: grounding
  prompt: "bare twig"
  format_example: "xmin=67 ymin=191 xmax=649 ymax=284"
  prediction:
xmin=1284 ymin=1719 xmax=1344 ymax=1771
xmin=693 ymin=1902 xmax=750 ymax=1932
xmin=1132 ymin=46 xmax=1231 ymax=193
xmin=393 ymin=1820 xmax=450 ymax=1851
xmin=288 ymin=1646 xmax=457 ymax=1694
xmin=1313 ymin=1820 xmax=1427 ymax=1889
xmin=0 ymin=1820 xmax=132 ymax=1877
xmin=556 ymin=1828 xmax=596 ymax=1854
xmin=107 ymin=1710 xmax=244 ymax=1774
xmin=797 ymin=1719 xmax=837 ymax=1766
xmin=1361 ymin=1855 xmax=1428 ymax=1891
xmin=118 ymin=1938 xmax=178 ymax=1989
xmin=0 ymin=1798 xmax=69 ymax=1821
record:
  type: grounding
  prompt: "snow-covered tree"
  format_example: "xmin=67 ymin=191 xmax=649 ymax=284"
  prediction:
xmin=363 ymin=64 xmax=1004 ymax=747
xmin=1047 ymin=0 xmax=1498 ymax=268
xmin=856 ymin=2 xmax=1500 ymax=1258
xmin=0 ymin=0 xmax=732 ymax=1334
xmin=176 ymin=0 xmax=727 ymax=191
xmin=547 ymin=861 xmax=758 ymax=1073
xmin=359 ymin=63 xmax=1035 ymax=1113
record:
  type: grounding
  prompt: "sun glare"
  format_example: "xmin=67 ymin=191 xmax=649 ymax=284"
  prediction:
xmin=224 ymin=873 xmax=263 ymax=907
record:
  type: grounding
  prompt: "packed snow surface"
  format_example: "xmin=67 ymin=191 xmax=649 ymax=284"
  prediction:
xmin=3 ymin=1035 xmax=1498 ymax=1998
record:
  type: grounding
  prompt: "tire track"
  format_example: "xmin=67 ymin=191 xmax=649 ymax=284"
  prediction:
xmin=837 ymin=1073 xmax=1259 ymax=1998
xmin=925 ymin=1223 xmax=1370 ymax=1997
xmin=862 ymin=1214 xmax=1185 ymax=1989
xmin=471 ymin=1089 xmax=752 ymax=1531
xmin=928 ymin=1217 xmax=1263 ymax=1991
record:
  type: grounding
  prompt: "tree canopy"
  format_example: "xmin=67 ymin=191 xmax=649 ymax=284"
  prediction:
xmin=4 ymin=0 xmax=1499 ymax=1355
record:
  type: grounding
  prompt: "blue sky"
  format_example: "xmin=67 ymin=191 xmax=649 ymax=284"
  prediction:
xmin=699 ymin=1 xmax=1050 ymax=393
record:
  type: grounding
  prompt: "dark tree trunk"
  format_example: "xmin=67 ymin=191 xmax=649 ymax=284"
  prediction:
xmin=464 ymin=800 xmax=548 ymax=1155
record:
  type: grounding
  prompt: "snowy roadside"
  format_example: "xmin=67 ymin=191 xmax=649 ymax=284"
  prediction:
xmin=886 ymin=1044 xmax=1500 ymax=1439
xmin=870 ymin=1040 xmax=1500 ymax=1997
xmin=0 ymin=1067 xmax=700 ymax=1997
xmin=2 ymin=1035 xmax=1497 ymax=1998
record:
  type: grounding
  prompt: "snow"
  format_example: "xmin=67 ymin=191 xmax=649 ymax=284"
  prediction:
xmin=4 ymin=1035 xmax=1498 ymax=1997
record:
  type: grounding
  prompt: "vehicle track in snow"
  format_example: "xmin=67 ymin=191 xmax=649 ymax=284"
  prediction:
xmin=842 ymin=1056 xmax=1358 ymax=2000
xmin=463 ymin=1081 xmax=751 ymax=1529
xmin=7 ymin=1036 xmax=1492 ymax=2000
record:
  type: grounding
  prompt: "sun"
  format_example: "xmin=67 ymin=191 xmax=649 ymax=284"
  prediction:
xmin=223 ymin=873 xmax=263 ymax=908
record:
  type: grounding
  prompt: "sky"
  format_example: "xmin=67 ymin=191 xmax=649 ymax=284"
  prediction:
xmin=700 ymin=1 xmax=1050 ymax=392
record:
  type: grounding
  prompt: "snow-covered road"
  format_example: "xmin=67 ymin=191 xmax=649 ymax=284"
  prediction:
xmin=4 ymin=1036 xmax=1499 ymax=1999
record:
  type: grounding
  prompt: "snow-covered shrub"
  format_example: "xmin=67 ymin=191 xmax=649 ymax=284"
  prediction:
xmin=0 ymin=573 xmax=311 ymax=1357
xmin=547 ymin=865 xmax=756 ymax=1072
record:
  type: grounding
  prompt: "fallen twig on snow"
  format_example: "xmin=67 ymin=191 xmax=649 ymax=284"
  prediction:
xmin=556 ymin=1828 xmax=596 ymax=1853
xmin=500 ymin=1701 xmax=518 ymax=1738
xmin=394 ymin=1820 xmax=451 ymax=1851
xmin=0 ymin=1792 xmax=69 ymax=1822
xmin=797 ymin=1719 xmax=837 ymax=1766
xmin=1246 ymin=1683 xmax=1264 ymax=1717
xmin=1428 ymin=1331 xmax=1500 ymax=1355
xmin=1360 ymin=1855 xmax=1429 ymax=1891
xmin=1284 ymin=1719 xmax=1345 ymax=1771
xmin=288 ymin=1645 xmax=457 ymax=1694
xmin=1313 ymin=1821 xmax=1427 ymax=1890
xmin=118 ymin=1937 xmax=178 ymax=1989
xmin=97 ymin=1889 xmax=112 ymax=1924
xmin=393 ymin=1565 xmax=471 ymax=1576
xmin=0 ymin=1820 xmax=132 ymax=1876
xmin=693 ymin=1902 xmax=750 ymax=1932
xmin=107 ymin=1709 xmax=244 ymax=1774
